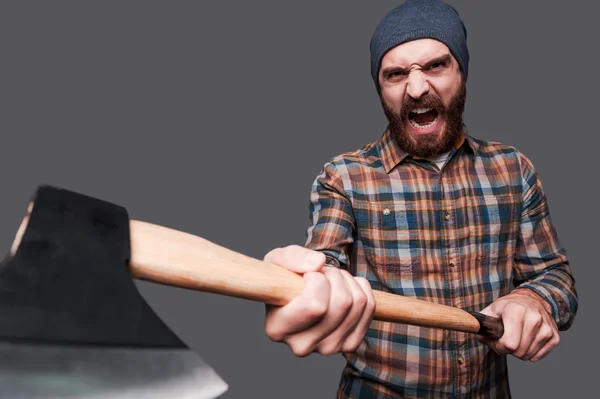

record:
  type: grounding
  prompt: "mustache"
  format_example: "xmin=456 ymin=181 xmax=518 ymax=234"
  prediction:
xmin=399 ymin=94 xmax=445 ymax=119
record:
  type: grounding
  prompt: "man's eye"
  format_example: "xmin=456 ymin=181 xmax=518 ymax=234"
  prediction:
xmin=388 ymin=71 xmax=405 ymax=79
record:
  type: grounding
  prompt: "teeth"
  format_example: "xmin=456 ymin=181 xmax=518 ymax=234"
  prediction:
xmin=409 ymin=116 xmax=438 ymax=129
xmin=411 ymin=107 xmax=432 ymax=114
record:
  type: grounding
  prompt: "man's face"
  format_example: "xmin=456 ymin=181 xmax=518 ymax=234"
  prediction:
xmin=378 ymin=39 xmax=466 ymax=158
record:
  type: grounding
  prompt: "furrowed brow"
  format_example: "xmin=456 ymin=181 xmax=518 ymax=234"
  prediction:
xmin=380 ymin=65 xmax=408 ymax=77
xmin=423 ymin=54 xmax=452 ymax=69
xmin=381 ymin=54 xmax=452 ymax=77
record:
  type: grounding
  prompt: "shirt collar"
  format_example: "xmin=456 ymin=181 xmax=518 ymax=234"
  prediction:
xmin=378 ymin=127 xmax=479 ymax=174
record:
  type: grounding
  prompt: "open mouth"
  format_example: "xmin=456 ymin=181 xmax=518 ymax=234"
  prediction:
xmin=408 ymin=108 xmax=439 ymax=130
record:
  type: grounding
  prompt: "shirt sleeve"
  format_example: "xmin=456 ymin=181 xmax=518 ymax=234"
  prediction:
xmin=304 ymin=162 xmax=355 ymax=269
xmin=512 ymin=153 xmax=579 ymax=331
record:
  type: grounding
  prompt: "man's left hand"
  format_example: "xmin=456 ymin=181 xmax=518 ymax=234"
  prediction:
xmin=476 ymin=289 xmax=559 ymax=362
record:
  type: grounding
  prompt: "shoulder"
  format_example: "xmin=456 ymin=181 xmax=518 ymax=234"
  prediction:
xmin=312 ymin=139 xmax=383 ymax=193
xmin=324 ymin=140 xmax=382 ymax=176
xmin=470 ymin=136 xmax=535 ymax=172
xmin=471 ymin=136 xmax=520 ymax=158
xmin=326 ymin=140 xmax=381 ymax=170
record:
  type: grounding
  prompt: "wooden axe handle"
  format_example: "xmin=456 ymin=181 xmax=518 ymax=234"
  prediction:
xmin=128 ymin=221 xmax=504 ymax=339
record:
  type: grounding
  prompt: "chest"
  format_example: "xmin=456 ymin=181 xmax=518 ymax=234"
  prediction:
xmin=350 ymin=158 xmax=522 ymax=272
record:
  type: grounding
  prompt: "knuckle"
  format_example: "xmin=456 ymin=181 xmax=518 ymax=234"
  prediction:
xmin=318 ymin=342 xmax=341 ymax=356
xmin=341 ymin=342 xmax=359 ymax=354
xmin=338 ymin=269 xmax=352 ymax=278
xmin=341 ymin=337 xmax=363 ymax=353
xmin=290 ymin=347 xmax=310 ymax=357
xmin=305 ymin=299 xmax=328 ymax=319
xmin=268 ymin=245 xmax=303 ymax=265
xmin=539 ymin=326 xmax=554 ymax=341
xmin=322 ymin=265 xmax=337 ymax=275
xmin=507 ymin=301 xmax=526 ymax=313
xmin=545 ymin=331 xmax=559 ymax=347
xmin=332 ymin=292 xmax=353 ymax=313
xmin=531 ymin=313 xmax=543 ymax=327
xmin=263 ymin=247 xmax=283 ymax=262
xmin=284 ymin=244 xmax=302 ymax=251
xmin=364 ymin=292 xmax=376 ymax=312
xmin=514 ymin=347 xmax=528 ymax=358
xmin=514 ymin=303 xmax=527 ymax=313
xmin=264 ymin=324 xmax=284 ymax=342
xmin=317 ymin=347 xmax=331 ymax=356
xmin=282 ymin=245 xmax=300 ymax=264
xmin=354 ymin=276 xmax=368 ymax=283
xmin=505 ymin=343 xmax=519 ymax=353
xmin=354 ymin=276 xmax=370 ymax=288
xmin=355 ymin=291 xmax=368 ymax=311
xmin=501 ymin=340 xmax=519 ymax=353
xmin=290 ymin=341 xmax=314 ymax=358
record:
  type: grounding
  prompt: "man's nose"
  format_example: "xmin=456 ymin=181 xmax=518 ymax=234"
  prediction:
xmin=406 ymin=71 xmax=430 ymax=100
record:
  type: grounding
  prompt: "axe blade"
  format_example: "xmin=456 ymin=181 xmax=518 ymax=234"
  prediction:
xmin=0 ymin=342 xmax=227 ymax=399
xmin=0 ymin=185 xmax=227 ymax=398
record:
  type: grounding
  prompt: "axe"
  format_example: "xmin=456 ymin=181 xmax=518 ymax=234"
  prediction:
xmin=0 ymin=185 xmax=503 ymax=398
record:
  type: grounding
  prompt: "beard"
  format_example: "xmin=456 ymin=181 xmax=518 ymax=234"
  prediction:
xmin=382 ymin=80 xmax=467 ymax=158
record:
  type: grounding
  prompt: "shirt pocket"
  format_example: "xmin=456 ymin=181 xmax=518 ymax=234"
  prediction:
xmin=467 ymin=193 xmax=517 ymax=265
xmin=353 ymin=200 xmax=421 ymax=272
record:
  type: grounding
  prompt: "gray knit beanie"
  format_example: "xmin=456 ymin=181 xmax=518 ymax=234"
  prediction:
xmin=370 ymin=0 xmax=469 ymax=89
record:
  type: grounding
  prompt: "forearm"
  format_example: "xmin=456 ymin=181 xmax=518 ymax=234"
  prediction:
xmin=513 ymin=262 xmax=578 ymax=330
xmin=304 ymin=162 xmax=355 ymax=270
xmin=514 ymin=154 xmax=579 ymax=331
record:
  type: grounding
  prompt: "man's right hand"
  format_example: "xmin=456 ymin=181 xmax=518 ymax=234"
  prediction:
xmin=263 ymin=245 xmax=375 ymax=357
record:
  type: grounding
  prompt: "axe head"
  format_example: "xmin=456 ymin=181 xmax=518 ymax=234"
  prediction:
xmin=0 ymin=185 xmax=228 ymax=398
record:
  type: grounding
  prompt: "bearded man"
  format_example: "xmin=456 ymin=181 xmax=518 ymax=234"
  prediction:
xmin=262 ymin=1 xmax=578 ymax=397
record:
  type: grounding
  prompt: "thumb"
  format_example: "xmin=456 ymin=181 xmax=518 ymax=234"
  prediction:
xmin=478 ymin=307 xmax=497 ymax=318
xmin=478 ymin=298 xmax=509 ymax=319
xmin=475 ymin=301 xmax=505 ymax=351
xmin=263 ymin=245 xmax=326 ymax=274
xmin=476 ymin=305 xmax=501 ymax=351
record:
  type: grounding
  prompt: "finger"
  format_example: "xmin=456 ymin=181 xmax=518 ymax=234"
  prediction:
xmin=285 ymin=267 xmax=354 ymax=356
xmin=264 ymin=271 xmax=330 ymax=342
xmin=513 ymin=311 xmax=544 ymax=359
xmin=529 ymin=330 xmax=560 ymax=362
xmin=317 ymin=271 xmax=368 ymax=354
xmin=524 ymin=322 xmax=559 ymax=361
xmin=341 ymin=276 xmax=376 ymax=354
xmin=264 ymin=245 xmax=326 ymax=273
xmin=495 ymin=303 xmax=526 ymax=355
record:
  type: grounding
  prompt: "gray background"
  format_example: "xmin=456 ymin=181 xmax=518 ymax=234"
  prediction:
xmin=0 ymin=1 xmax=596 ymax=397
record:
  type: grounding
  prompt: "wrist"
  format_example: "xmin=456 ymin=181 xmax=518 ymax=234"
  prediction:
xmin=511 ymin=288 xmax=552 ymax=315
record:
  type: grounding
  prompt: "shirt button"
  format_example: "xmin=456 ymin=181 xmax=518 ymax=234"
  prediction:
xmin=444 ymin=211 xmax=450 ymax=221
xmin=449 ymin=259 xmax=456 ymax=267
xmin=383 ymin=208 xmax=391 ymax=216
xmin=457 ymin=355 xmax=464 ymax=365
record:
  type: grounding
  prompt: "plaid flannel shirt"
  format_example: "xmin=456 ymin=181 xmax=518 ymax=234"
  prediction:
xmin=304 ymin=129 xmax=578 ymax=398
